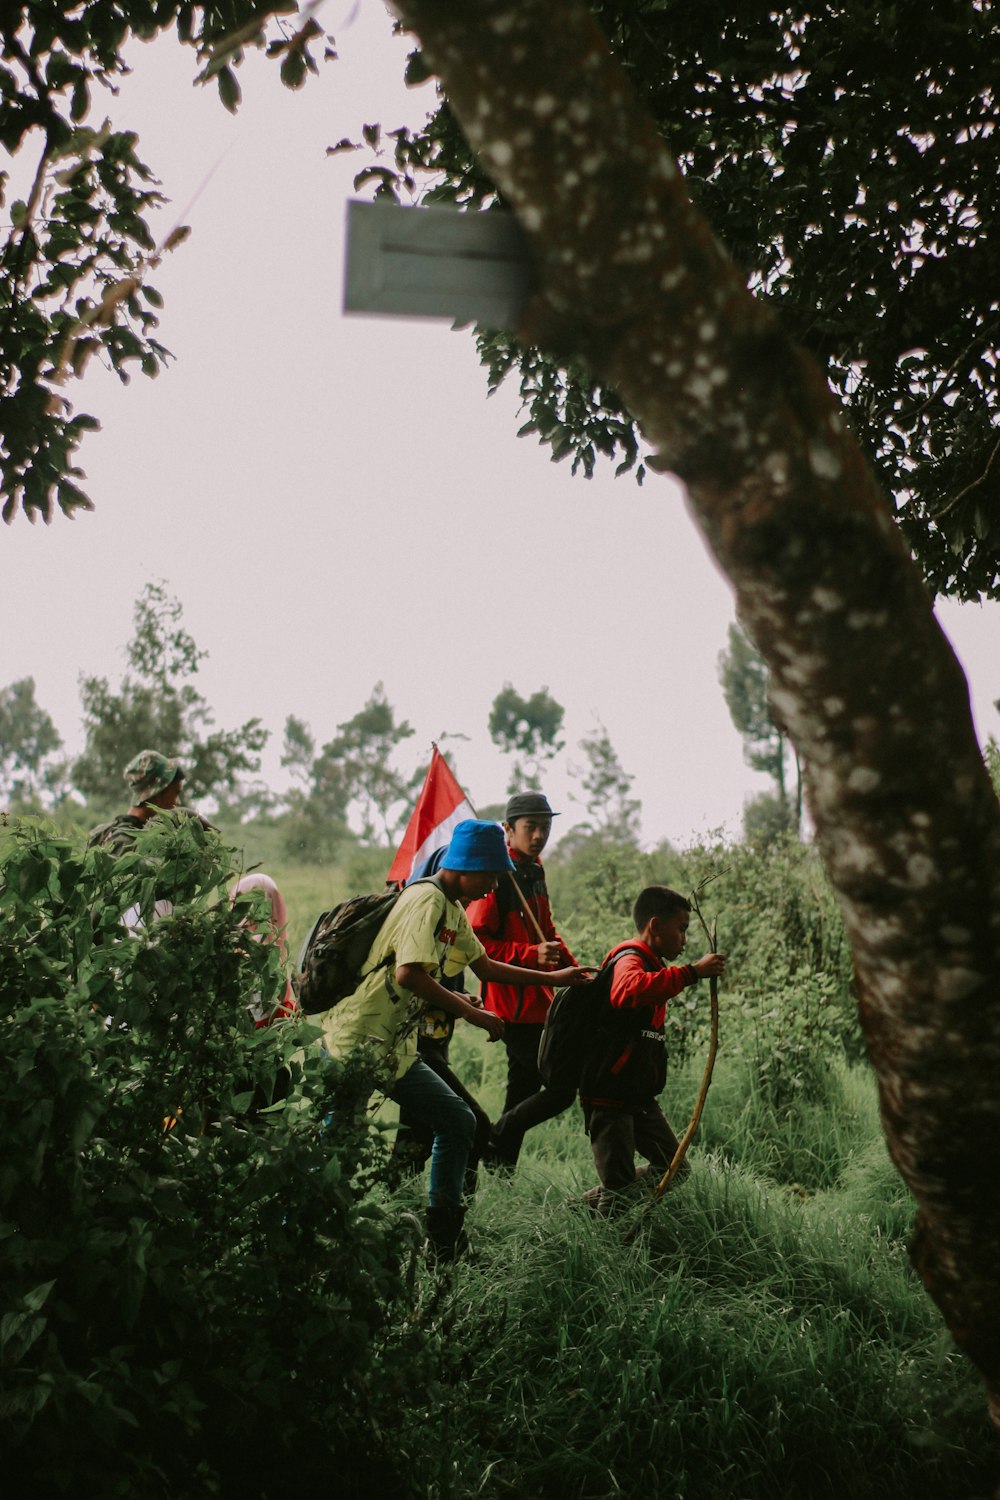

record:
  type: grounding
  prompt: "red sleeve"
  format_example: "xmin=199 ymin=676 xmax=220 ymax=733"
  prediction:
xmin=609 ymin=951 xmax=695 ymax=1010
xmin=466 ymin=891 xmax=541 ymax=968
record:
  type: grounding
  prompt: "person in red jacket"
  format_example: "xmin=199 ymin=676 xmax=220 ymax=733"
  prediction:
xmin=466 ymin=791 xmax=579 ymax=1167
xmin=579 ymin=884 xmax=725 ymax=1215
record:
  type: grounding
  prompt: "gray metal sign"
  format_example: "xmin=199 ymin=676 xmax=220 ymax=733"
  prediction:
xmin=343 ymin=200 xmax=531 ymax=327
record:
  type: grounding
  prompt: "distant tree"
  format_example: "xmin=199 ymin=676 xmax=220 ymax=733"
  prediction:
xmin=275 ymin=713 xmax=348 ymax=862
xmin=984 ymin=737 xmax=1000 ymax=802
xmin=488 ymin=682 xmax=565 ymax=793
xmin=0 ymin=677 xmax=65 ymax=807
xmin=742 ymin=790 xmax=795 ymax=850
xmin=280 ymin=714 xmax=316 ymax=791
xmin=311 ymin=683 xmax=416 ymax=844
xmin=74 ymin=582 xmax=268 ymax=810
xmin=476 ymin=802 xmax=507 ymax=824
xmin=719 ymin=622 xmax=802 ymax=835
xmin=570 ymin=717 xmax=641 ymax=841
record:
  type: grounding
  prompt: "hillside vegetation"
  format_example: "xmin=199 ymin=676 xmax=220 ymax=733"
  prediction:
xmin=0 ymin=813 xmax=995 ymax=1498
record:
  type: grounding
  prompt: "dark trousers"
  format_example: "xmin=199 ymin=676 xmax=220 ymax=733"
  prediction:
xmin=492 ymin=1022 xmax=575 ymax=1165
xmin=388 ymin=1057 xmax=476 ymax=1210
xmin=394 ymin=1036 xmax=492 ymax=1196
xmin=584 ymin=1100 xmax=682 ymax=1213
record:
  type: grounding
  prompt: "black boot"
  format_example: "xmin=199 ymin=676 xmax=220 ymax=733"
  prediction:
xmin=425 ymin=1203 xmax=469 ymax=1264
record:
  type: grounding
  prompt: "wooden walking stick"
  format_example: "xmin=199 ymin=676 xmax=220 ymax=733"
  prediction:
xmin=644 ymin=871 xmax=727 ymax=1206
xmin=651 ymin=910 xmax=720 ymax=1200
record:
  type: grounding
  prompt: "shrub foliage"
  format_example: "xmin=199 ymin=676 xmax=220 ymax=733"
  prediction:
xmin=0 ymin=817 xmax=430 ymax=1498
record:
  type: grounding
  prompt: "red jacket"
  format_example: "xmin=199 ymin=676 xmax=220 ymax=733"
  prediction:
xmin=580 ymin=940 xmax=698 ymax=1108
xmin=466 ymin=850 xmax=576 ymax=1024
xmin=608 ymin=941 xmax=696 ymax=1024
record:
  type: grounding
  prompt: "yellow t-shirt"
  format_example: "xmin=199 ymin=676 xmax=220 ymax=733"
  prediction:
xmin=321 ymin=881 xmax=485 ymax=1081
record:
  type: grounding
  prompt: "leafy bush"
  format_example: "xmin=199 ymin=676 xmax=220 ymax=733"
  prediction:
xmin=548 ymin=834 xmax=685 ymax=962
xmin=0 ymin=817 xmax=435 ymax=1499
xmin=549 ymin=829 xmax=861 ymax=1098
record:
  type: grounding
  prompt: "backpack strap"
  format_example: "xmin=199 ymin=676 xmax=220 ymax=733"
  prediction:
xmin=359 ymin=875 xmax=446 ymax=988
xmin=595 ymin=942 xmax=661 ymax=1002
xmin=603 ymin=942 xmax=656 ymax=974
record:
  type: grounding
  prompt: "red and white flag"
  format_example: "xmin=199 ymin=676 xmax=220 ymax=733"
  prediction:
xmin=386 ymin=745 xmax=476 ymax=885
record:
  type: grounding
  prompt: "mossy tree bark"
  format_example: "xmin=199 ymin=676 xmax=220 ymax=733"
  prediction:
xmin=392 ymin=0 xmax=1000 ymax=1420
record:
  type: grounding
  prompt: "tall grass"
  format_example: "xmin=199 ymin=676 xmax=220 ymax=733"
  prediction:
xmin=394 ymin=1036 xmax=995 ymax=1500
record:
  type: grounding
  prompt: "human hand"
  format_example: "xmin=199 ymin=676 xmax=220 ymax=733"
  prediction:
xmin=694 ymin=952 xmax=726 ymax=979
xmin=536 ymin=940 xmax=563 ymax=969
xmin=549 ymin=965 xmax=598 ymax=986
xmin=472 ymin=1006 xmax=505 ymax=1042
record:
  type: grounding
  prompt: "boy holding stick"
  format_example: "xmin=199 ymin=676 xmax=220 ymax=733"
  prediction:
xmin=579 ymin=885 xmax=725 ymax=1215
xmin=466 ymin=791 xmax=579 ymax=1168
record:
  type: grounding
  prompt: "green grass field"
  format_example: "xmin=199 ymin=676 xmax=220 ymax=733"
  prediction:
xmin=399 ymin=1040 xmax=995 ymax=1499
xmin=202 ymin=848 xmax=996 ymax=1500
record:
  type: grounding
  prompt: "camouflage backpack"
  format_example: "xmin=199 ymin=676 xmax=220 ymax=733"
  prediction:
xmin=297 ymin=877 xmax=438 ymax=1016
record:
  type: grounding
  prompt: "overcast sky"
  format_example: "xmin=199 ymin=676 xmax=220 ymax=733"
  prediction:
xmin=4 ymin=2 xmax=998 ymax=846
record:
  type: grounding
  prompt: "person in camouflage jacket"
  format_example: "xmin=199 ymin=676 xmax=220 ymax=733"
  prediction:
xmin=87 ymin=749 xmax=213 ymax=929
xmin=86 ymin=748 xmax=188 ymax=855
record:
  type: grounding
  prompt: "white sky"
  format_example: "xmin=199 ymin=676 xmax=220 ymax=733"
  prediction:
xmin=3 ymin=2 xmax=998 ymax=846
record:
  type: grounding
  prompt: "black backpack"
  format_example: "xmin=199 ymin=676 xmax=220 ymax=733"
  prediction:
xmin=536 ymin=944 xmax=648 ymax=1093
xmin=297 ymin=877 xmax=438 ymax=1016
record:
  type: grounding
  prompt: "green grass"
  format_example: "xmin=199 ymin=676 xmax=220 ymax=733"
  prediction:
xmin=388 ymin=1041 xmax=996 ymax=1500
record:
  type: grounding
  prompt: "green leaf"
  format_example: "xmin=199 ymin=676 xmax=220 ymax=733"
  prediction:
xmin=280 ymin=50 xmax=307 ymax=90
xmin=22 ymin=1280 xmax=57 ymax=1314
xmin=71 ymin=75 xmax=90 ymax=122
xmin=217 ymin=65 xmax=241 ymax=114
xmin=404 ymin=51 xmax=433 ymax=87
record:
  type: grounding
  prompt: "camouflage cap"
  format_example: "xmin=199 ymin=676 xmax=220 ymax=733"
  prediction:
xmin=124 ymin=749 xmax=182 ymax=802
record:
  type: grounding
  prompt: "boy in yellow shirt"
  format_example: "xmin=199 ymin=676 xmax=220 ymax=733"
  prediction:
xmin=323 ymin=820 xmax=590 ymax=1259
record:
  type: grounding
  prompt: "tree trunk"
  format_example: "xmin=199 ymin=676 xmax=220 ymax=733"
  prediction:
xmin=393 ymin=0 xmax=1000 ymax=1421
xmin=775 ymin=728 xmax=788 ymax=818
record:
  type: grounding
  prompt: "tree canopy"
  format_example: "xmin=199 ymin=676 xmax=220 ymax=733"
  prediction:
xmin=377 ymin=1 xmax=999 ymax=601
xmin=5 ymin=3 xmax=997 ymax=598
xmin=302 ymin=682 xmax=417 ymax=844
xmin=488 ymin=681 xmax=566 ymax=793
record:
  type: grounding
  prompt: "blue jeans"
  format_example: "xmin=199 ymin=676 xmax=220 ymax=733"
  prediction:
xmin=390 ymin=1057 xmax=476 ymax=1209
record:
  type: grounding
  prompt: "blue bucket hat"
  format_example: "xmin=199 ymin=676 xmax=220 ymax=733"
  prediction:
xmin=442 ymin=819 xmax=515 ymax=873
